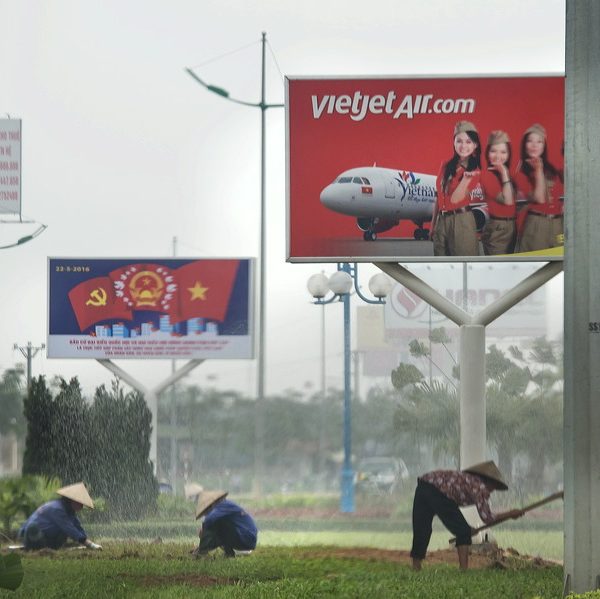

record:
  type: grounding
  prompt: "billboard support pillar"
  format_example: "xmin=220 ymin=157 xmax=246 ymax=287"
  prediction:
xmin=459 ymin=325 xmax=486 ymax=467
xmin=374 ymin=261 xmax=562 ymax=470
xmin=564 ymin=1 xmax=600 ymax=593
xmin=97 ymin=359 xmax=205 ymax=475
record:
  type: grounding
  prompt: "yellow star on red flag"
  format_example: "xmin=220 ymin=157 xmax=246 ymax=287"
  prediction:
xmin=188 ymin=281 xmax=208 ymax=301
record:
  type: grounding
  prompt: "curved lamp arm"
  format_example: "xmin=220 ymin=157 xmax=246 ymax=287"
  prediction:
xmin=185 ymin=68 xmax=283 ymax=110
xmin=0 ymin=224 xmax=47 ymax=250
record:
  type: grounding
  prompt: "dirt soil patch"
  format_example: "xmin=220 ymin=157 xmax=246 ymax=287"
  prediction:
xmin=119 ymin=573 xmax=240 ymax=588
xmin=300 ymin=545 xmax=561 ymax=570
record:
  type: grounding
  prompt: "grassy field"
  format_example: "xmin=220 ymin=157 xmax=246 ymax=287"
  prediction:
xmin=86 ymin=517 xmax=565 ymax=561
xmin=0 ymin=543 xmax=565 ymax=599
xmin=1 ymin=508 xmax=569 ymax=598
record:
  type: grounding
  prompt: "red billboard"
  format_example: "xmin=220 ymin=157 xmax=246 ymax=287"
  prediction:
xmin=286 ymin=75 xmax=564 ymax=262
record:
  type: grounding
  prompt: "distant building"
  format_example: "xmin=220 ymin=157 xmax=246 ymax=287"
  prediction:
xmin=141 ymin=322 xmax=154 ymax=336
xmin=112 ymin=322 xmax=130 ymax=338
xmin=187 ymin=318 xmax=206 ymax=334
xmin=159 ymin=315 xmax=173 ymax=333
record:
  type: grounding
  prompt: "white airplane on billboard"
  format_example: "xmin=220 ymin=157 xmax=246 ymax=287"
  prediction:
xmin=319 ymin=166 xmax=488 ymax=241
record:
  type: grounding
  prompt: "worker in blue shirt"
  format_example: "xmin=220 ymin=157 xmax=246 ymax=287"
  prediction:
xmin=19 ymin=482 xmax=102 ymax=550
xmin=191 ymin=490 xmax=257 ymax=558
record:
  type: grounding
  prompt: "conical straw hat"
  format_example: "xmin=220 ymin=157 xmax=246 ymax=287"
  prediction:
xmin=184 ymin=483 xmax=204 ymax=499
xmin=57 ymin=482 xmax=95 ymax=509
xmin=195 ymin=490 xmax=228 ymax=519
xmin=462 ymin=460 xmax=508 ymax=491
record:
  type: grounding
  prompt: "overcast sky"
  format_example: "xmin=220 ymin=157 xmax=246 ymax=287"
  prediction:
xmin=0 ymin=0 xmax=565 ymax=397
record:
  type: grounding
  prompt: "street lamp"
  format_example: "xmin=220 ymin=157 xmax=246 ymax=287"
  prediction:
xmin=307 ymin=263 xmax=392 ymax=512
xmin=186 ymin=33 xmax=283 ymax=494
xmin=0 ymin=224 xmax=47 ymax=250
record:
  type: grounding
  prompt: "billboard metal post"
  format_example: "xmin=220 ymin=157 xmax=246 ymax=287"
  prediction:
xmin=459 ymin=325 xmax=486 ymax=467
xmin=564 ymin=1 xmax=600 ymax=594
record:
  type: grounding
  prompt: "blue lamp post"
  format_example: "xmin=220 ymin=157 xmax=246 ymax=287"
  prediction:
xmin=307 ymin=264 xmax=392 ymax=513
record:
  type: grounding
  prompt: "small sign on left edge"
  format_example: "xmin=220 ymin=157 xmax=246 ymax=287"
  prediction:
xmin=0 ymin=119 xmax=21 ymax=216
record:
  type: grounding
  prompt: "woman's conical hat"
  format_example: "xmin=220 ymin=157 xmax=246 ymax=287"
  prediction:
xmin=184 ymin=483 xmax=204 ymax=499
xmin=57 ymin=482 xmax=95 ymax=508
xmin=195 ymin=490 xmax=228 ymax=519
xmin=462 ymin=460 xmax=508 ymax=491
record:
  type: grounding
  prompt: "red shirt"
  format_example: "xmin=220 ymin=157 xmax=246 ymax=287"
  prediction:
xmin=420 ymin=470 xmax=495 ymax=524
xmin=480 ymin=169 xmax=516 ymax=218
xmin=436 ymin=162 xmax=484 ymax=211
xmin=514 ymin=167 xmax=563 ymax=216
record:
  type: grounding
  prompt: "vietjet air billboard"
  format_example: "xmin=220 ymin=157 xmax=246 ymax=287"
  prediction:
xmin=286 ymin=75 xmax=564 ymax=262
xmin=48 ymin=258 xmax=254 ymax=359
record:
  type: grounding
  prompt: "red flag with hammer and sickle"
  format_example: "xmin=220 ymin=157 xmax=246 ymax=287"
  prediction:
xmin=68 ymin=276 xmax=133 ymax=332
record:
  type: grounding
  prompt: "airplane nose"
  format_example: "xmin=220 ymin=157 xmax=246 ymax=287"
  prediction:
xmin=320 ymin=183 xmax=343 ymax=211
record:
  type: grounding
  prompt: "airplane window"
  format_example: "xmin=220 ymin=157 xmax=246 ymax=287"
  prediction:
xmin=362 ymin=178 xmax=371 ymax=184
xmin=352 ymin=177 xmax=363 ymax=184
xmin=338 ymin=177 xmax=352 ymax=183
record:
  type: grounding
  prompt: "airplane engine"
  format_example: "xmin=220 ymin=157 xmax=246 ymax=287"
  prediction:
xmin=356 ymin=217 xmax=399 ymax=241
xmin=471 ymin=205 xmax=489 ymax=232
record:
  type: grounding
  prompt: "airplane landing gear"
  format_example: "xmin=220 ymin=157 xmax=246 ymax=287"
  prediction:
xmin=413 ymin=228 xmax=429 ymax=241
xmin=363 ymin=230 xmax=377 ymax=241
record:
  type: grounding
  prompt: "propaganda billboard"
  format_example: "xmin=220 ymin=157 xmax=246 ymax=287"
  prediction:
xmin=0 ymin=119 xmax=21 ymax=216
xmin=286 ymin=75 xmax=564 ymax=262
xmin=48 ymin=258 xmax=254 ymax=359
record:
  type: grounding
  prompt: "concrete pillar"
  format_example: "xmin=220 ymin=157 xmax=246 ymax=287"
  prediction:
xmin=459 ymin=325 xmax=486 ymax=468
xmin=564 ymin=1 xmax=600 ymax=594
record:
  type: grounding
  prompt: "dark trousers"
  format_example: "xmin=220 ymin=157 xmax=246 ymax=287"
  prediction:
xmin=19 ymin=524 xmax=49 ymax=550
xmin=198 ymin=519 xmax=241 ymax=557
xmin=410 ymin=480 xmax=472 ymax=560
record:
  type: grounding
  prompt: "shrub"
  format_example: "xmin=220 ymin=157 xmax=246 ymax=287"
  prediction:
xmin=0 ymin=475 xmax=61 ymax=536
xmin=22 ymin=376 xmax=158 ymax=522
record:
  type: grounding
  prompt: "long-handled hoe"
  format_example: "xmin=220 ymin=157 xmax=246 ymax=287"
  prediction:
xmin=449 ymin=490 xmax=564 ymax=545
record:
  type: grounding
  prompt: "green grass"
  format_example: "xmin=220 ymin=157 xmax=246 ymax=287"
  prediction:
xmin=87 ymin=518 xmax=565 ymax=561
xmin=0 ymin=543 xmax=564 ymax=599
xmin=2 ymin=517 xmax=566 ymax=598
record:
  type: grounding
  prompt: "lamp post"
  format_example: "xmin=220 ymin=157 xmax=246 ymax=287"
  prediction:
xmin=307 ymin=264 xmax=392 ymax=513
xmin=186 ymin=33 xmax=283 ymax=494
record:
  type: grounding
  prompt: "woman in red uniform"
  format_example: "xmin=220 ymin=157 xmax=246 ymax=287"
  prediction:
xmin=431 ymin=121 xmax=483 ymax=256
xmin=514 ymin=124 xmax=563 ymax=252
xmin=480 ymin=131 xmax=516 ymax=255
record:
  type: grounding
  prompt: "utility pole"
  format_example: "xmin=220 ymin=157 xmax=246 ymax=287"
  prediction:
xmin=13 ymin=342 xmax=45 ymax=389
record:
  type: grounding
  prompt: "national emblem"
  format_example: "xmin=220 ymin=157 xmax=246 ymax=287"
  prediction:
xmin=129 ymin=271 xmax=165 ymax=307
